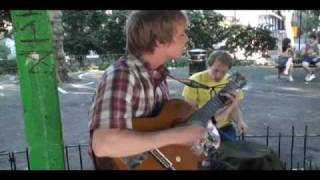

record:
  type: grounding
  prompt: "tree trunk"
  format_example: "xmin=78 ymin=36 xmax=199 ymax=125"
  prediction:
xmin=48 ymin=10 xmax=70 ymax=83
xmin=77 ymin=55 xmax=85 ymax=70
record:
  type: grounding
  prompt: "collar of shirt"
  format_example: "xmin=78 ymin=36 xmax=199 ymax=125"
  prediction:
xmin=127 ymin=54 xmax=169 ymax=87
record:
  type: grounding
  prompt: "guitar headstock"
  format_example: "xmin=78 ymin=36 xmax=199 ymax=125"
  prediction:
xmin=227 ymin=72 xmax=247 ymax=89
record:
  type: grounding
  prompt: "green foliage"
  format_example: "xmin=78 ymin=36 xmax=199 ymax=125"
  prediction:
xmin=0 ymin=60 xmax=17 ymax=74
xmin=255 ymin=25 xmax=277 ymax=51
xmin=0 ymin=10 xmax=11 ymax=24
xmin=96 ymin=10 xmax=128 ymax=54
xmin=187 ymin=10 xmax=226 ymax=51
xmin=62 ymin=10 xmax=128 ymax=55
xmin=233 ymin=59 xmax=256 ymax=66
xmin=301 ymin=11 xmax=320 ymax=35
xmin=98 ymin=61 xmax=113 ymax=71
xmin=61 ymin=10 xmax=277 ymax=65
xmin=0 ymin=43 xmax=10 ymax=60
xmin=63 ymin=10 xmax=106 ymax=55
xmin=98 ymin=54 xmax=122 ymax=70
xmin=187 ymin=11 xmax=276 ymax=59
xmin=224 ymin=24 xmax=277 ymax=59
xmin=0 ymin=10 xmax=12 ymax=38
xmin=87 ymin=64 xmax=99 ymax=71
xmin=166 ymin=56 xmax=189 ymax=68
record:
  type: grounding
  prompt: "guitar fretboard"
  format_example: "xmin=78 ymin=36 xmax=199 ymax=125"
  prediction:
xmin=186 ymin=81 xmax=239 ymax=127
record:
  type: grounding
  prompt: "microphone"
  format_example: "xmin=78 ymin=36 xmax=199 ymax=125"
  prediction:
xmin=188 ymin=79 xmax=211 ymax=89
xmin=167 ymin=73 xmax=211 ymax=89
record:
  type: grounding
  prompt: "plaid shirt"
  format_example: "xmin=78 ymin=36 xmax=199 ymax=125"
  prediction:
xmin=89 ymin=54 xmax=169 ymax=146
xmin=88 ymin=55 xmax=169 ymax=169
xmin=89 ymin=55 xmax=169 ymax=132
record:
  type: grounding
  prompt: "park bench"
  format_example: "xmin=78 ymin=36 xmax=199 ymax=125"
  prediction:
xmin=275 ymin=53 xmax=317 ymax=79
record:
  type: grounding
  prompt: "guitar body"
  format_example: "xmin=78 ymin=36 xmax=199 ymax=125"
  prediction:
xmin=110 ymin=99 xmax=207 ymax=170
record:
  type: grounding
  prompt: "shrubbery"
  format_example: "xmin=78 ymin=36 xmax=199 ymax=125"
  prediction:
xmin=0 ymin=60 xmax=17 ymax=74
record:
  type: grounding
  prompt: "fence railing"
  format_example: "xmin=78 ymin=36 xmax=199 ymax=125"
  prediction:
xmin=1 ymin=126 xmax=319 ymax=170
xmin=238 ymin=126 xmax=320 ymax=170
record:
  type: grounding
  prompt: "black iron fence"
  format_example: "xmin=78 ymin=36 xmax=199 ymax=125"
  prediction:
xmin=238 ymin=126 xmax=320 ymax=170
xmin=1 ymin=126 xmax=319 ymax=170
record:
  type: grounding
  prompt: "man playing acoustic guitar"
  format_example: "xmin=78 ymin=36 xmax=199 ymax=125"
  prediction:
xmin=182 ymin=51 xmax=249 ymax=143
xmin=89 ymin=10 xmax=241 ymax=170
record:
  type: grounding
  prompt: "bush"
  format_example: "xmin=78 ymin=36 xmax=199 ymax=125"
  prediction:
xmin=98 ymin=54 xmax=121 ymax=70
xmin=98 ymin=61 xmax=113 ymax=70
xmin=167 ymin=56 xmax=189 ymax=68
xmin=0 ymin=66 xmax=4 ymax=74
xmin=233 ymin=59 xmax=256 ymax=66
xmin=0 ymin=60 xmax=17 ymax=74
xmin=0 ymin=44 xmax=11 ymax=60
xmin=224 ymin=24 xmax=277 ymax=59
xmin=87 ymin=64 xmax=99 ymax=71
xmin=68 ymin=64 xmax=80 ymax=72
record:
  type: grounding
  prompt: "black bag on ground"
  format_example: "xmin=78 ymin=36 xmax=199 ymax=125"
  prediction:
xmin=212 ymin=141 xmax=285 ymax=170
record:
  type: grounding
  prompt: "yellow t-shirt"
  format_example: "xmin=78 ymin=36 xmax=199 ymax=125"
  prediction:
xmin=182 ymin=70 xmax=244 ymax=128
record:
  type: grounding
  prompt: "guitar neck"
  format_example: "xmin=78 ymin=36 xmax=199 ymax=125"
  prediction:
xmin=186 ymin=81 xmax=238 ymax=127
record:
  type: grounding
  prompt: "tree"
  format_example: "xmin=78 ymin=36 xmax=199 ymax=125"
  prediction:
xmin=187 ymin=10 xmax=226 ymax=51
xmin=224 ymin=24 xmax=277 ymax=59
xmin=62 ymin=10 xmax=129 ymax=70
xmin=301 ymin=10 xmax=320 ymax=35
xmin=62 ymin=10 xmax=128 ymax=55
xmin=1 ymin=10 xmax=72 ymax=82
xmin=0 ymin=10 xmax=12 ymax=38
xmin=95 ymin=10 xmax=128 ymax=54
xmin=63 ymin=10 xmax=101 ymax=68
xmin=48 ymin=10 xmax=71 ymax=83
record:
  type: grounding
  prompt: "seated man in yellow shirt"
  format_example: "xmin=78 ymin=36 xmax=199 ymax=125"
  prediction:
xmin=182 ymin=50 xmax=248 ymax=142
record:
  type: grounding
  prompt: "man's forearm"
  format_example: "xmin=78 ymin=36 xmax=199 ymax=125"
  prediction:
xmin=230 ymin=106 xmax=243 ymax=123
xmin=92 ymin=124 xmax=205 ymax=158
xmin=92 ymin=128 xmax=173 ymax=158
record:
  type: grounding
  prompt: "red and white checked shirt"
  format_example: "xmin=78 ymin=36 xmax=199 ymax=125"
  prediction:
xmin=89 ymin=54 xmax=169 ymax=133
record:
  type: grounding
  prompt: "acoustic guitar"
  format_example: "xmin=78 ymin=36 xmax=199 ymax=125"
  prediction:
xmin=94 ymin=72 xmax=247 ymax=170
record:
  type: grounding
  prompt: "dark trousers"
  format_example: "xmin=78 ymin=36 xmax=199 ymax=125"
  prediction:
xmin=219 ymin=124 xmax=237 ymax=143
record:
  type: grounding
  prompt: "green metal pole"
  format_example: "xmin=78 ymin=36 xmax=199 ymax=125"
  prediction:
xmin=10 ymin=10 xmax=65 ymax=170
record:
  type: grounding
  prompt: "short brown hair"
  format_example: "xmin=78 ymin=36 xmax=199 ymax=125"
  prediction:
xmin=308 ymin=32 xmax=317 ymax=40
xmin=207 ymin=50 xmax=233 ymax=69
xmin=125 ymin=10 xmax=188 ymax=58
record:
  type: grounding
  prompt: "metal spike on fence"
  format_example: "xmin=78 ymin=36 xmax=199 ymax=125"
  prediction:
xmin=278 ymin=132 xmax=281 ymax=159
xmin=283 ymin=162 xmax=287 ymax=170
xmin=26 ymin=148 xmax=30 ymax=170
xmin=303 ymin=126 xmax=308 ymax=169
xmin=309 ymin=160 xmax=312 ymax=170
xmin=9 ymin=152 xmax=16 ymax=170
xmin=266 ymin=126 xmax=269 ymax=146
xmin=65 ymin=147 xmax=70 ymax=170
xmin=78 ymin=145 xmax=83 ymax=170
xmin=290 ymin=126 xmax=295 ymax=170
